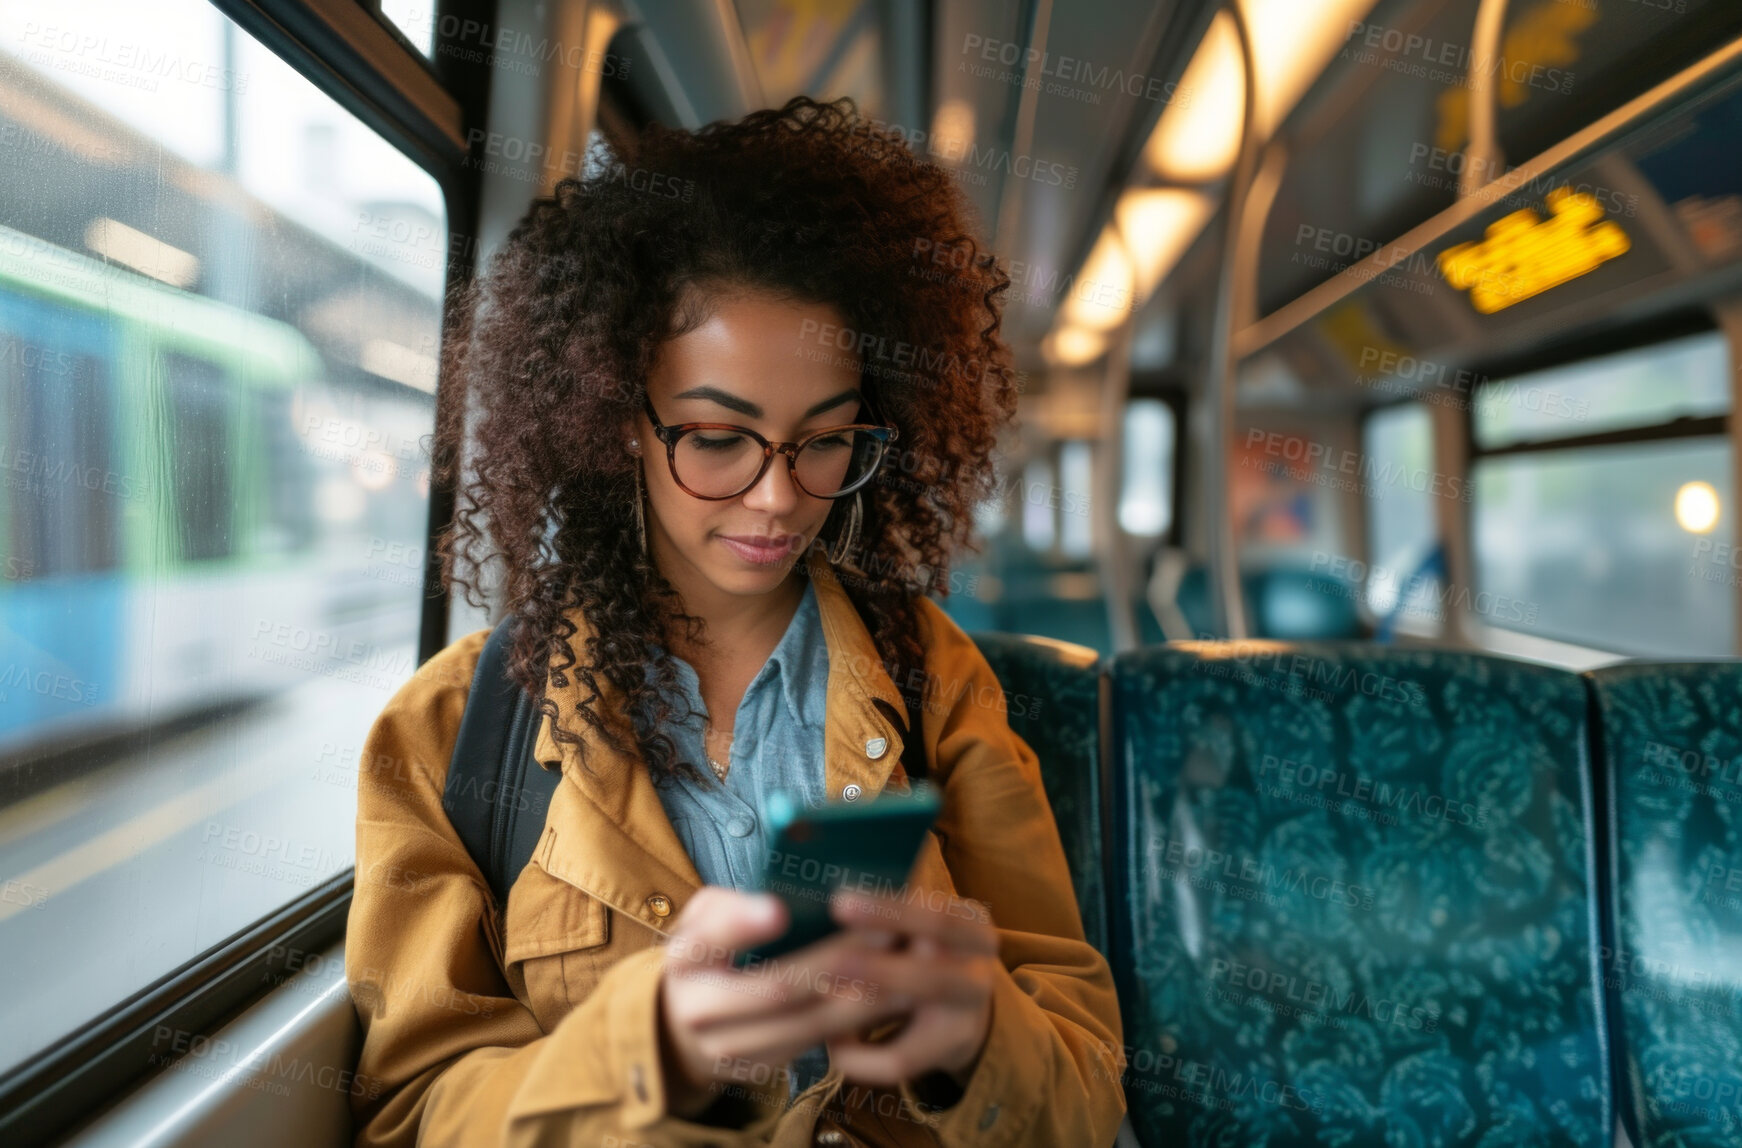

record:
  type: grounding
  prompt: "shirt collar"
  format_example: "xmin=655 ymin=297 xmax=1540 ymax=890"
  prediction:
xmin=769 ymin=578 xmax=824 ymax=729
xmin=642 ymin=577 xmax=823 ymax=731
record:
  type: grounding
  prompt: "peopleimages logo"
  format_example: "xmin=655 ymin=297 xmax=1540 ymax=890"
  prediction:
xmin=1343 ymin=19 xmax=1578 ymax=96
xmin=1094 ymin=1040 xmax=1326 ymax=1114
xmin=1258 ymin=755 xmax=1488 ymax=828
xmin=1147 ymin=836 xmax=1376 ymax=911
xmin=1206 ymin=957 xmax=1440 ymax=1032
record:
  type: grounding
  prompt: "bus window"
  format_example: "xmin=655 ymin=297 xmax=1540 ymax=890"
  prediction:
xmin=0 ymin=0 xmax=445 ymax=1077
xmin=1472 ymin=336 xmax=1734 ymax=656
xmin=1362 ymin=402 xmax=1442 ymax=633
xmin=1120 ymin=398 xmax=1175 ymax=538
xmin=1021 ymin=455 xmax=1056 ymax=552
xmin=1059 ymin=440 xmax=1093 ymax=558
xmin=1474 ymin=330 xmax=1729 ymax=449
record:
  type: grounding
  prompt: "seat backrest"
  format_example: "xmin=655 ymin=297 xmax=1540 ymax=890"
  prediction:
xmin=1109 ymin=641 xmax=1610 ymax=1146
xmin=1585 ymin=662 xmax=1742 ymax=1148
xmin=1249 ymin=569 xmax=1362 ymax=640
xmin=970 ymin=632 xmax=1109 ymax=956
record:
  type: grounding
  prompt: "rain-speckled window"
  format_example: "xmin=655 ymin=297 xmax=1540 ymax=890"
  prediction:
xmin=0 ymin=0 xmax=444 ymax=1075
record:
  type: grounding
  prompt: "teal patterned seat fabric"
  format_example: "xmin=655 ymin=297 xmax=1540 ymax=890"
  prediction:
xmin=1109 ymin=642 xmax=1609 ymax=1147
xmin=1586 ymin=663 xmax=1742 ymax=1148
xmin=970 ymin=631 xmax=1109 ymax=956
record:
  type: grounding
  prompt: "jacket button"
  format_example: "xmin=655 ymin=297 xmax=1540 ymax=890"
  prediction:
xmin=647 ymin=894 xmax=672 ymax=918
xmin=865 ymin=736 xmax=887 ymax=759
xmin=842 ymin=784 xmax=861 ymax=802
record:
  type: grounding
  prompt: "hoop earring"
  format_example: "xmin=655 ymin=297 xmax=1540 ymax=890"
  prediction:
xmin=632 ymin=463 xmax=648 ymax=557
xmin=827 ymin=491 xmax=862 ymax=566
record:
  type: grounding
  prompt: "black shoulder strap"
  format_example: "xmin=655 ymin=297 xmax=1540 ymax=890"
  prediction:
xmin=898 ymin=682 xmax=927 ymax=784
xmin=443 ymin=617 xmax=558 ymax=908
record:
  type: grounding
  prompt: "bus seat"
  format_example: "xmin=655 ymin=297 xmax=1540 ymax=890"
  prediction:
xmin=970 ymin=632 xmax=1110 ymax=956
xmin=1173 ymin=566 xmax=1363 ymax=641
xmin=1108 ymin=643 xmax=1610 ymax=1146
xmin=1250 ymin=570 xmax=1362 ymax=640
xmin=1585 ymin=662 xmax=1742 ymax=1148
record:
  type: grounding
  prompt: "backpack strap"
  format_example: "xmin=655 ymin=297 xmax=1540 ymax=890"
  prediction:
xmin=443 ymin=617 xmax=558 ymax=908
xmin=897 ymin=680 xmax=927 ymax=784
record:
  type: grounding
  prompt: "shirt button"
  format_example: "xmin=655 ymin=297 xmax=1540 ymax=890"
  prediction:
xmin=842 ymin=784 xmax=861 ymax=802
xmin=646 ymin=894 xmax=672 ymax=918
xmin=726 ymin=814 xmax=754 ymax=838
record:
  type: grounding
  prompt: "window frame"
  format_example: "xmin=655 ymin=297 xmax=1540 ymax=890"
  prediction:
xmin=1464 ymin=311 xmax=1729 ymax=461
xmin=0 ymin=1 xmax=493 ymax=1140
xmin=1461 ymin=311 xmax=1735 ymax=654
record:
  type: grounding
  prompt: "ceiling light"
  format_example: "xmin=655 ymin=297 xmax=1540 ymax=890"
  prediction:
xmin=1047 ymin=326 xmax=1107 ymax=366
xmin=1243 ymin=0 xmax=1380 ymax=137
xmin=1060 ymin=225 xmax=1136 ymax=331
xmin=1144 ymin=11 xmax=1243 ymax=182
xmin=1143 ymin=0 xmax=1380 ymax=180
xmin=1115 ymin=189 xmax=1213 ymax=298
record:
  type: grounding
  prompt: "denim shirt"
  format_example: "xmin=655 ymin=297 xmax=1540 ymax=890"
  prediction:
xmin=648 ymin=578 xmax=833 ymax=1101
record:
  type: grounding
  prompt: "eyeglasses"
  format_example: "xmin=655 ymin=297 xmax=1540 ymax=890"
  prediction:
xmin=640 ymin=396 xmax=897 ymax=500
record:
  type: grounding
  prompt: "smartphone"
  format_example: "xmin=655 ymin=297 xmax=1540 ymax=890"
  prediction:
xmin=736 ymin=783 xmax=942 ymax=966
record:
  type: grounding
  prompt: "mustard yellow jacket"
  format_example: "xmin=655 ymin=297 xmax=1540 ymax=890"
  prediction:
xmin=345 ymin=549 xmax=1126 ymax=1147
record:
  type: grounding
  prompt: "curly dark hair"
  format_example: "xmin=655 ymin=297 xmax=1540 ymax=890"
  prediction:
xmin=433 ymin=95 xmax=1017 ymax=782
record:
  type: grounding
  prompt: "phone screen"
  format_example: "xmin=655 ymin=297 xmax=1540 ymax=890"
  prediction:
xmin=736 ymin=784 xmax=942 ymax=966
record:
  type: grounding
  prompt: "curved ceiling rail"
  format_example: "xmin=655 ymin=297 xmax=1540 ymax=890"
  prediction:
xmin=1098 ymin=318 xmax=1141 ymax=652
xmin=1202 ymin=0 xmax=1261 ymax=641
xmin=1461 ymin=0 xmax=1513 ymax=198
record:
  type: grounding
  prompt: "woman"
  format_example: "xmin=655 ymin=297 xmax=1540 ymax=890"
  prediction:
xmin=346 ymin=96 xmax=1126 ymax=1147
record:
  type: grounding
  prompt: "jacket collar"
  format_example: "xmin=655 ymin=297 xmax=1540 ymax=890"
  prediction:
xmin=528 ymin=547 xmax=914 ymax=937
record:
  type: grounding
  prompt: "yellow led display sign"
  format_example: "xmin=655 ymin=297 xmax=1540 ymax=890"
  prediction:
xmin=1438 ymin=187 xmax=1631 ymax=314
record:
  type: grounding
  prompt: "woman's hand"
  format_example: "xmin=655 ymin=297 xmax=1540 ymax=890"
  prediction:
xmin=656 ymin=887 xmax=914 ymax=1118
xmin=822 ymin=889 xmax=1001 ymax=1089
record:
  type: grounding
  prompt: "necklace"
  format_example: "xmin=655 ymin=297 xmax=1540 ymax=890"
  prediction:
xmin=703 ymin=718 xmax=733 ymax=782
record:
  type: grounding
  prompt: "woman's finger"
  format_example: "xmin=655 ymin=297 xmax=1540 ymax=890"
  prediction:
xmin=836 ymin=947 xmax=991 ymax=1011
xmin=825 ymin=1006 xmax=969 ymax=1088
xmin=665 ymin=887 xmax=787 ymax=971
xmin=681 ymin=931 xmax=867 ymax=1028
xmin=696 ymin=973 xmax=918 ymax=1067
xmin=830 ymin=889 xmax=998 ymax=955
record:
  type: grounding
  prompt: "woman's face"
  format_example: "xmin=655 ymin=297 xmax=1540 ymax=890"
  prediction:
xmin=637 ymin=291 xmax=864 ymax=601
